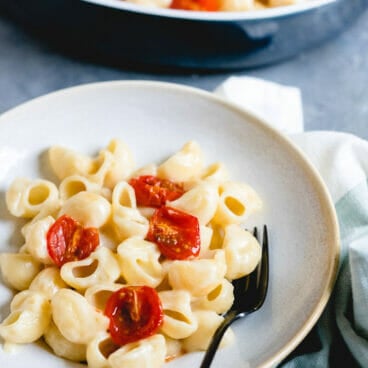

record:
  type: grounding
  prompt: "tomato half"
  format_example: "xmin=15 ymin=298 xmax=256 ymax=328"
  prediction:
xmin=129 ymin=175 xmax=184 ymax=208
xmin=146 ymin=206 xmax=200 ymax=260
xmin=170 ymin=0 xmax=221 ymax=11
xmin=47 ymin=215 xmax=99 ymax=267
xmin=104 ymin=286 xmax=163 ymax=346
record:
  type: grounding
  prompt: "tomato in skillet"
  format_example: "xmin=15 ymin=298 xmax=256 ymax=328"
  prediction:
xmin=46 ymin=215 xmax=99 ymax=267
xmin=170 ymin=0 xmax=221 ymax=11
xmin=146 ymin=206 xmax=200 ymax=260
xmin=104 ymin=286 xmax=163 ymax=346
xmin=129 ymin=175 xmax=184 ymax=207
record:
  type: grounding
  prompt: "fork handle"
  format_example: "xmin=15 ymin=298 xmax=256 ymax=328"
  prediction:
xmin=199 ymin=310 xmax=242 ymax=368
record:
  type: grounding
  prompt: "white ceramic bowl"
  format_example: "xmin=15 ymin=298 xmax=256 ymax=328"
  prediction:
xmin=0 ymin=81 xmax=339 ymax=368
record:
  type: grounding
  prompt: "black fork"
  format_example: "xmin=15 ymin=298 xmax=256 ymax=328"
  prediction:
xmin=199 ymin=225 xmax=269 ymax=368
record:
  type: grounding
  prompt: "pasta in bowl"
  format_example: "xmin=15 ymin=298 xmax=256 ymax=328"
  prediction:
xmin=0 ymin=140 xmax=263 ymax=368
xmin=0 ymin=80 xmax=339 ymax=368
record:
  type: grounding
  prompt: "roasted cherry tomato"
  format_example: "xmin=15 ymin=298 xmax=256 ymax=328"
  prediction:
xmin=170 ymin=0 xmax=221 ymax=11
xmin=47 ymin=215 xmax=99 ymax=267
xmin=146 ymin=206 xmax=200 ymax=260
xmin=129 ymin=175 xmax=184 ymax=207
xmin=104 ymin=286 xmax=164 ymax=346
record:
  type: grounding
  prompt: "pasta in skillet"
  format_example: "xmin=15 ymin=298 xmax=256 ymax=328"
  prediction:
xmin=119 ymin=0 xmax=310 ymax=12
xmin=0 ymin=139 xmax=263 ymax=368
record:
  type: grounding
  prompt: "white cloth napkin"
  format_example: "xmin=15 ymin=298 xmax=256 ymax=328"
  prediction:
xmin=214 ymin=76 xmax=304 ymax=135
xmin=214 ymin=76 xmax=368 ymax=367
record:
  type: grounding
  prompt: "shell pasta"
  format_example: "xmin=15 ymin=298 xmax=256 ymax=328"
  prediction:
xmin=120 ymin=0 xmax=309 ymax=12
xmin=0 ymin=139 xmax=263 ymax=368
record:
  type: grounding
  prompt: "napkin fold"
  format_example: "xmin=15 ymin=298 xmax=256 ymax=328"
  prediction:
xmin=215 ymin=77 xmax=368 ymax=368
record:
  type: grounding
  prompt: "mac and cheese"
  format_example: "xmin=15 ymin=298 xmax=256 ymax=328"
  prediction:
xmin=0 ymin=139 xmax=262 ymax=368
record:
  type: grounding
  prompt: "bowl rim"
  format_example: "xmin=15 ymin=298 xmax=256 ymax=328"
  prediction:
xmin=0 ymin=80 xmax=340 ymax=368
xmin=80 ymin=0 xmax=336 ymax=21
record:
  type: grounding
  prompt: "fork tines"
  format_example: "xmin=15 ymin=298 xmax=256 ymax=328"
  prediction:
xmin=252 ymin=225 xmax=269 ymax=307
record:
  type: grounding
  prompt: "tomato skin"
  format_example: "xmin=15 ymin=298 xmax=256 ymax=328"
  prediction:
xmin=146 ymin=206 xmax=200 ymax=260
xmin=129 ymin=175 xmax=184 ymax=207
xmin=170 ymin=0 xmax=221 ymax=11
xmin=104 ymin=286 xmax=164 ymax=346
xmin=47 ymin=215 xmax=99 ymax=267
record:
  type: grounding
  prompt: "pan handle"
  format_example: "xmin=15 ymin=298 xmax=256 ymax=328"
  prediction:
xmin=235 ymin=21 xmax=279 ymax=52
